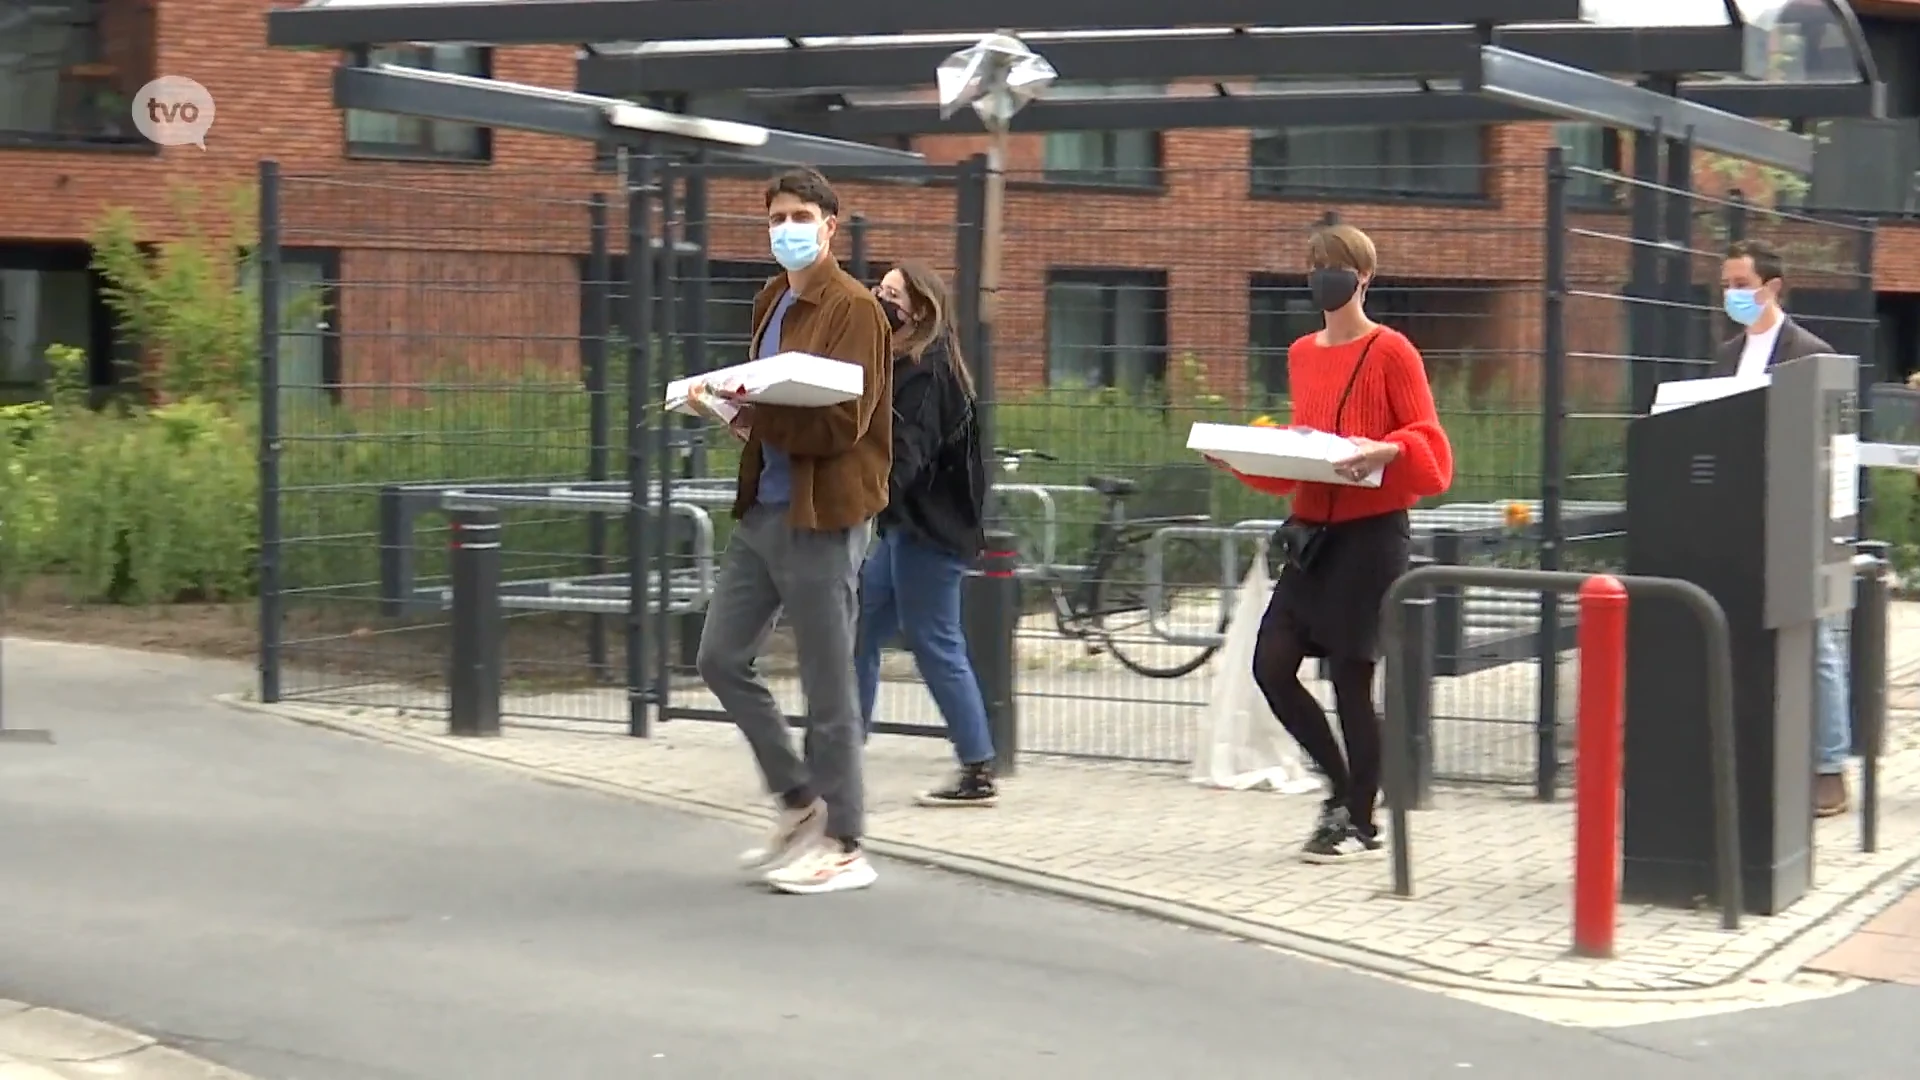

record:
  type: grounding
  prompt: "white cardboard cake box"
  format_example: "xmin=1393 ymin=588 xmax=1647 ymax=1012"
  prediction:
xmin=664 ymin=352 xmax=863 ymax=421
xmin=1186 ymin=422 xmax=1384 ymax=488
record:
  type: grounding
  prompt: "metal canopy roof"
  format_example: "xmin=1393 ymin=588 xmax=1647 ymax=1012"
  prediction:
xmin=265 ymin=0 xmax=1589 ymax=48
xmin=263 ymin=0 xmax=1886 ymax=168
xmin=330 ymin=65 xmax=928 ymax=168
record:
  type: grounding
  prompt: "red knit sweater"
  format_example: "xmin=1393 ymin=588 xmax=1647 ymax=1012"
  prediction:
xmin=1233 ymin=326 xmax=1453 ymax=523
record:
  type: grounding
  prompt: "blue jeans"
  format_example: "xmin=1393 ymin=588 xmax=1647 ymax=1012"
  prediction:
xmin=856 ymin=529 xmax=995 ymax=766
xmin=1816 ymin=613 xmax=1852 ymax=775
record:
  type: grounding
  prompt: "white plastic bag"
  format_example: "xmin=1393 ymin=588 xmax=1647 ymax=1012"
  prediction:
xmin=1190 ymin=558 xmax=1323 ymax=794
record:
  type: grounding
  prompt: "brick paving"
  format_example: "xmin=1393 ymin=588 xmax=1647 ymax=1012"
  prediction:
xmin=258 ymin=677 xmax=1920 ymax=997
xmin=1808 ymin=884 xmax=1920 ymax=987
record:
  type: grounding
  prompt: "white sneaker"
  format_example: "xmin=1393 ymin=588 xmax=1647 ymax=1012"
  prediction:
xmin=737 ymin=798 xmax=826 ymax=872
xmin=764 ymin=840 xmax=878 ymax=895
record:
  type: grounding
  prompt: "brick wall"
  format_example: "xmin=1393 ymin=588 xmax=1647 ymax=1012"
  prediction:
xmin=3 ymin=2 xmax=1914 ymax=404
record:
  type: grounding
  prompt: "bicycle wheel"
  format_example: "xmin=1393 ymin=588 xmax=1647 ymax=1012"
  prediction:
xmin=1088 ymin=533 xmax=1229 ymax=679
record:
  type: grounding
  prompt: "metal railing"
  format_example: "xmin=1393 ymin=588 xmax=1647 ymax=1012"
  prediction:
xmin=1379 ymin=564 xmax=1744 ymax=931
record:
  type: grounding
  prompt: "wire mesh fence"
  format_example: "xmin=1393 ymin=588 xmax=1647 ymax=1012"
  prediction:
xmin=255 ymin=151 xmax=1883 ymax=785
xmin=262 ymin=168 xmax=631 ymax=727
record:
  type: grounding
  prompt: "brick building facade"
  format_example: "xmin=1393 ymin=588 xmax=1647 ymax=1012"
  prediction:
xmin=4 ymin=0 xmax=1919 ymax=405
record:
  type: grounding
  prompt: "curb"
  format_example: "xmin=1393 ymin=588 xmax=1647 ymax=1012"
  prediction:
xmin=217 ymin=693 xmax=1920 ymax=1010
xmin=0 ymin=1000 xmax=252 ymax=1079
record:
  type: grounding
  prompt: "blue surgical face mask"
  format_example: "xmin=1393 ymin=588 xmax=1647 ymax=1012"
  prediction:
xmin=1723 ymin=287 xmax=1766 ymax=327
xmin=770 ymin=220 xmax=825 ymax=271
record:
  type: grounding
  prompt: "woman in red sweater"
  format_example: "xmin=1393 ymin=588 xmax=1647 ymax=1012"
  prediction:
xmin=1211 ymin=224 xmax=1453 ymax=863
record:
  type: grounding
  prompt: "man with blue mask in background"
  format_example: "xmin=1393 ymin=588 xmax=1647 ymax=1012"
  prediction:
xmin=696 ymin=168 xmax=893 ymax=893
xmin=1712 ymin=238 xmax=1852 ymax=817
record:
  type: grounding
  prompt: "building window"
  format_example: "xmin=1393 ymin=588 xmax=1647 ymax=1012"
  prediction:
xmin=592 ymin=256 xmax=776 ymax=360
xmin=0 ymin=0 xmax=156 ymax=149
xmin=1045 ymin=269 xmax=1168 ymax=394
xmin=242 ymin=250 xmax=342 ymax=405
xmin=1248 ymin=276 xmax=1323 ymax=402
xmin=1044 ymin=131 xmax=1161 ymax=187
xmin=1249 ymin=124 xmax=1485 ymax=200
xmin=1041 ymin=83 xmax=1164 ymax=188
xmin=1555 ymin=123 xmax=1623 ymax=207
xmin=345 ymin=46 xmax=491 ymax=161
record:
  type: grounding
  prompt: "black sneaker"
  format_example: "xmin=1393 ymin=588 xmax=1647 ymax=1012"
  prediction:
xmin=916 ymin=762 xmax=998 ymax=807
xmin=1300 ymin=808 xmax=1383 ymax=864
xmin=1300 ymin=798 xmax=1343 ymax=852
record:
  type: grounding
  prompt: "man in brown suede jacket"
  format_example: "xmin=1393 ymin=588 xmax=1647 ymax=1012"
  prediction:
xmin=694 ymin=167 xmax=893 ymax=896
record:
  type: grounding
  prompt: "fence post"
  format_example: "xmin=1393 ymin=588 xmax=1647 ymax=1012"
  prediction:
xmin=1852 ymin=541 xmax=1891 ymax=853
xmin=584 ymin=193 xmax=612 ymax=680
xmin=625 ymin=153 xmax=656 ymax=738
xmin=1853 ymin=222 xmax=1878 ymax=536
xmin=257 ymin=159 xmax=285 ymax=705
xmin=1724 ymin=188 xmax=1747 ymax=244
xmin=1538 ymin=144 xmax=1570 ymax=803
xmin=966 ymin=530 xmax=1021 ymax=775
xmin=448 ymin=508 xmax=503 ymax=738
xmin=1573 ymin=574 xmax=1629 ymax=958
xmin=1429 ymin=529 xmax=1465 ymax=675
xmin=1395 ymin=576 xmax=1437 ymax=811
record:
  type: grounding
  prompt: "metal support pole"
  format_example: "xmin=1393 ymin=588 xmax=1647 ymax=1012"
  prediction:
xmin=656 ymin=162 xmax=681 ymax=711
xmin=953 ymin=157 xmax=993 ymax=502
xmin=680 ymin=157 xmax=712 ymax=672
xmin=448 ymin=508 xmax=503 ymax=738
xmin=1538 ymin=144 xmax=1569 ymax=803
xmin=1661 ymin=131 xmax=1696 ymax=365
xmin=1573 ymin=575 xmax=1629 ymax=958
xmin=1852 ymin=542 xmax=1890 ymax=853
xmin=1627 ymin=123 xmax=1664 ymax=417
xmin=257 ymin=159 xmax=285 ymax=705
xmin=965 ymin=531 xmax=1021 ymax=776
xmin=625 ymin=154 xmax=656 ymax=738
xmin=848 ymin=212 xmax=870 ymax=282
xmin=585 ymin=194 xmax=612 ymax=680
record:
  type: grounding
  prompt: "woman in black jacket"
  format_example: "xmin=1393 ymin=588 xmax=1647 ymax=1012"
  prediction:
xmin=857 ymin=261 xmax=996 ymax=806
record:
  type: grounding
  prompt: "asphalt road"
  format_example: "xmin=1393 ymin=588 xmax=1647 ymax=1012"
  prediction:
xmin=0 ymin=639 xmax=1915 ymax=1079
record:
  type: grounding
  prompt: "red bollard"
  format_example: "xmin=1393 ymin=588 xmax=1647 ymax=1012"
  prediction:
xmin=1573 ymin=574 xmax=1630 ymax=959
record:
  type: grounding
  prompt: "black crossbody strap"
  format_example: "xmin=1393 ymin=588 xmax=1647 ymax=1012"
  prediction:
xmin=1318 ymin=330 xmax=1384 ymax=523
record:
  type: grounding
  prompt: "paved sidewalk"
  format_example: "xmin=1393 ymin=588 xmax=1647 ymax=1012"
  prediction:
xmin=238 ymin=683 xmax=1920 ymax=1000
xmin=0 ymin=1000 xmax=250 ymax=1079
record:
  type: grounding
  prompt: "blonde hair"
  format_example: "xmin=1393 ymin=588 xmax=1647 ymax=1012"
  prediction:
xmin=1307 ymin=224 xmax=1378 ymax=277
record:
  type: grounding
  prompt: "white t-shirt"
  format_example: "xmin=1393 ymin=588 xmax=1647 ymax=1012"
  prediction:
xmin=1736 ymin=319 xmax=1784 ymax=379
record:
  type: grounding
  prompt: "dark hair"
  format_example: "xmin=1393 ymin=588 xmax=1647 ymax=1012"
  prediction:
xmin=1725 ymin=239 xmax=1784 ymax=285
xmin=763 ymin=168 xmax=840 ymax=216
xmin=889 ymin=261 xmax=975 ymax=399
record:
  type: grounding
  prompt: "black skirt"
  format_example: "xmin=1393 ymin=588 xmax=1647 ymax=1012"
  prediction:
xmin=1263 ymin=509 xmax=1412 ymax=662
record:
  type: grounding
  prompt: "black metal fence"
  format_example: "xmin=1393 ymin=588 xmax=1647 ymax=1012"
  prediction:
xmin=254 ymin=150 xmax=1880 ymax=789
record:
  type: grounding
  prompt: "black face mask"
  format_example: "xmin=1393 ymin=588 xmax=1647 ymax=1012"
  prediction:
xmin=1308 ymin=267 xmax=1360 ymax=313
xmin=880 ymin=300 xmax=909 ymax=333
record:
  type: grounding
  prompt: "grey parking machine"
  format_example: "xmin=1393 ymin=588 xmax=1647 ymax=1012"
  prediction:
xmin=1621 ymin=353 xmax=1859 ymax=915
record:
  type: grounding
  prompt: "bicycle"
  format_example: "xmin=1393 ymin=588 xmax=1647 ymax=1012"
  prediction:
xmin=990 ymin=447 xmax=1230 ymax=679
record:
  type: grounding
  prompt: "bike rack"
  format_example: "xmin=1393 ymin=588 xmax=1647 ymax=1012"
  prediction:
xmin=991 ymin=482 xmax=1097 ymax=574
xmin=1140 ymin=521 xmax=1289 ymax=647
xmin=1379 ymin=565 xmax=1744 ymax=931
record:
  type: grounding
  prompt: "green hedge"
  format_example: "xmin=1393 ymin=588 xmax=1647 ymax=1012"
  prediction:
xmin=11 ymin=366 xmax=1920 ymax=604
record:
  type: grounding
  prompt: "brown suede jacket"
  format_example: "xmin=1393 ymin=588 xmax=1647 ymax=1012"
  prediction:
xmin=736 ymin=260 xmax=893 ymax=531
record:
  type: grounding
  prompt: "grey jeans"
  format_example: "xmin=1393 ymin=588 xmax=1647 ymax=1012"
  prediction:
xmin=695 ymin=505 xmax=871 ymax=840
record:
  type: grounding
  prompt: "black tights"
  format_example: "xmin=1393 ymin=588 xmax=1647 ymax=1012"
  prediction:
xmin=1251 ymin=616 xmax=1382 ymax=835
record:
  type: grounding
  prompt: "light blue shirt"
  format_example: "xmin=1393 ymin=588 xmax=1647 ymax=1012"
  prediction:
xmin=754 ymin=289 xmax=798 ymax=507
